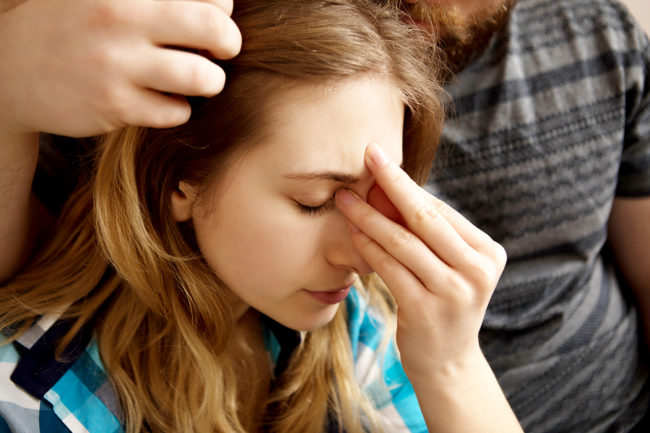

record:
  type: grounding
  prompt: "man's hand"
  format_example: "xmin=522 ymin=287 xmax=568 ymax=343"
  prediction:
xmin=0 ymin=0 xmax=241 ymax=137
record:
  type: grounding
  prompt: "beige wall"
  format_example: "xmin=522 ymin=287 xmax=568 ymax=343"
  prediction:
xmin=619 ymin=0 xmax=650 ymax=34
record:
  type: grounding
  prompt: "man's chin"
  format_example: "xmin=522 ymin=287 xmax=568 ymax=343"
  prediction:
xmin=402 ymin=0 xmax=518 ymax=75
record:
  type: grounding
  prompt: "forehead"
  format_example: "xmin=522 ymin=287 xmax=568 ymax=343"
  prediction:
xmin=250 ymin=76 xmax=405 ymax=173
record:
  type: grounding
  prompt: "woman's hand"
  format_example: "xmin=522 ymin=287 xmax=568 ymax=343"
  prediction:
xmin=335 ymin=143 xmax=506 ymax=375
xmin=0 ymin=0 xmax=241 ymax=137
xmin=335 ymin=143 xmax=522 ymax=432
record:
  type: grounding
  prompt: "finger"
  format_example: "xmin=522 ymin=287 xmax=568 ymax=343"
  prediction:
xmin=366 ymin=143 xmax=496 ymax=254
xmin=363 ymin=146 xmax=477 ymax=268
xmin=117 ymin=90 xmax=191 ymax=128
xmin=346 ymin=225 xmax=429 ymax=312
xmin=186 ymin=0 xmax=234 ymax=16
xmin=132 ymin=48 xmax=226 ymax=96
xmin=336 ymin=188 xmax=467 ymax=295
xmin=148 ymin=1 xmax=241 ymax=59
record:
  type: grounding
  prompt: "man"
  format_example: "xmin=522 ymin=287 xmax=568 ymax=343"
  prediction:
xmin=389 ymin=0 xmax=650 ymax=432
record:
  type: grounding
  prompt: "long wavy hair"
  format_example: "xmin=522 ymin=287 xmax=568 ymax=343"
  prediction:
xmin=1 ymin=0 xmax=445 ymax=431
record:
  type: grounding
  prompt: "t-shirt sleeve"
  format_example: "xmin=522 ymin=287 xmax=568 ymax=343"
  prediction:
xmin=617 ymin=10 xmax=650 ymax=197
xmin=346 ymin=288 xmax=428 ymax=433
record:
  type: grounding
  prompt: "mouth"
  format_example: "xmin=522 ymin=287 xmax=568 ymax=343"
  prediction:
xmin=303 ymin=285 xmax=352 ymax=305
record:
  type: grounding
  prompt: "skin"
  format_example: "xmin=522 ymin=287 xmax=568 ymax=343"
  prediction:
xmin=0 ymin=0 xmax=241 ymax=283
xmin=172 ymin=74 xmax=523 ymax=431
xmin=0 ymin=0 xmax=524 ymax=428
xmin=403 ymin=0 xmax=505 ymax=20
xmin=335 ymin=143 xmax=522 ymax=433
xmin=608 ymin=198 xmax=650 ymax=349
xmin=404 ymin=0 xmax=504 ymax=19
xmin=171 ymin=77 xmax=404 ymax=331
xmin=403 ymin=0 xmax=650 ymax=351
xmin=605 ymin=3 xmax=650 ymax=352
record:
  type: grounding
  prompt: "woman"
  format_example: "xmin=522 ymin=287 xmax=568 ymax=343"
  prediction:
xmin=0 ymin=0 xmax=522 ymax=431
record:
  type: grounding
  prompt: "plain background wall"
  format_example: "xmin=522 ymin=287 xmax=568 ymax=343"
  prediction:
xmin=619 ymin=0 xmax=650 ymax=34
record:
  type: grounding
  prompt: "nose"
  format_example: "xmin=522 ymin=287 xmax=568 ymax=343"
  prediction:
xmin=325 ymin=213 xmax=373 ymax=276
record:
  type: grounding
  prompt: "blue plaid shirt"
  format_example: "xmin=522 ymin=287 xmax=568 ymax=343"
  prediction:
xmin=0 ymin=287 xmax=427 ymax=432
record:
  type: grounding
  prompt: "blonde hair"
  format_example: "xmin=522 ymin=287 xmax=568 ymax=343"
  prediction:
xmin=1 ymin=0 xmax=445 ymax=431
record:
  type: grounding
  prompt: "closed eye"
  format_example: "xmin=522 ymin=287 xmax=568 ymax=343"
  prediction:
xmin=295 ymin=197 xmax=336 ymax=216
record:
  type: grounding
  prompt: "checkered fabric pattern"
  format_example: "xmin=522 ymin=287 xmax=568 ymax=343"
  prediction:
xmin=1 ymin=287 xmax=426 ymax=432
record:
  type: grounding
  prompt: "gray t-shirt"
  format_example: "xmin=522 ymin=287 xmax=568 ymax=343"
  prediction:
xmin=428 ymin=0 xmax=650 ymax=431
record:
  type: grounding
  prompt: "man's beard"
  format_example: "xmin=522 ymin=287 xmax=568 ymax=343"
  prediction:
xmin=400 ymin=0 xmax=517 ymax=76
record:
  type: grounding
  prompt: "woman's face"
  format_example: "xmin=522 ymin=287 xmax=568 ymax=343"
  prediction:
xmin=172 ymin=77 xmax=404 ymax=330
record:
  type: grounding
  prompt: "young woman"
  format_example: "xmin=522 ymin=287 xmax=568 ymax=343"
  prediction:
xmin=0 ymin=0 xmax=522 ymax=431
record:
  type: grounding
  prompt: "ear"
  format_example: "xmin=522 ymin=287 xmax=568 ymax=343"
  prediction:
xmin=170 ymin=181 xmax=198 ymax=222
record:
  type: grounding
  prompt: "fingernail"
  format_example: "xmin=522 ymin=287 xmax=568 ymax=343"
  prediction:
xmin=367 ymin=143 xmax=390 ymax=167
xmin=346 ymin=220 xmax=360 ymax=234
xmin=336 ymin=189 xmax=358 ymax=207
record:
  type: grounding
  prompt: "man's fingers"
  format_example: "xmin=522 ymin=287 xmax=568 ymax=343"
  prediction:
xmin=190 ymin=0 xmax=234 ymax=16
xmin=118 ymin=90 xmax=191 ymax=128
xmin=148 ymin=0 xmax=241 ymax=59
xmin=131 ymin=48 xmax=227 ymax=96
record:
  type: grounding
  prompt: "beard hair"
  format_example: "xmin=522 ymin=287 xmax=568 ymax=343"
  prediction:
xmin=402 ymin=0 xmax=517 ymax=77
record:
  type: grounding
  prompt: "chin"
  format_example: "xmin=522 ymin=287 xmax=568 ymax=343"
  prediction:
xmin=276 ymin=304 xmax=340 ymax=332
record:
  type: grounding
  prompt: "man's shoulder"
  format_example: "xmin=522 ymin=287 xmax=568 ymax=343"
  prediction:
xmin=511 ymin=0 xmax=645 ymax=44
xmin=452 ymin=0 xmax=648 ymax=98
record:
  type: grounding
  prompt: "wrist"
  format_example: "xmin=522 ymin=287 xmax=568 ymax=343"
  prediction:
xmin=406 ymin=351 xmax=524 ymax=433
xmin=405 ymin=347 xmax=488 ymax=393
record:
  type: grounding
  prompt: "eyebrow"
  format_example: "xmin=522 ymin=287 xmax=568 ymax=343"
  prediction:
xmin=283 ymin=171 xmax=360 ymax=184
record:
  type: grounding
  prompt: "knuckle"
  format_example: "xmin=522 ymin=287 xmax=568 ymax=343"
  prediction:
xmin=464 ymin=257 xmax=501 ymax=302
xmin=87 ymin=45 xmax=114 ymax=74
xmin=431 ymin=197 xmax=453 ymax=218
xmin=492 ymin=242 xmax=508 ymax=271
xmin=355 ymin=206 xmax=375 ymax=228
xmin=377 ymin=254 xmax=397 ymax=274
xmin=356 ymin=233 xmax=375 ymax=251
xmin=413 ymin=202 xmax=439 ymax=224
xmin=103 ymin=88 xmax=132 ymax=126
xmin=203 ymin=6 xmax=225 ymax=32
xmin=186 ymin=61 xmax=211 ymax=92
xmin=467 ymin=258 xmax=494 ymax=285
xmin=214 ymin=0 xmax=234 ymax=16
xmin=87 ymin=2 xmax=131 ymax=29
xmin=387 ymin=227 xmax=412 ymax=248
xmin=444 ymin=274 xmax=474 ymax=304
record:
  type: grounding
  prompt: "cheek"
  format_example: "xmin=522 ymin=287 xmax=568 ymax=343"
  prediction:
xmin=193 ymin=203 xmax=321 ymax=289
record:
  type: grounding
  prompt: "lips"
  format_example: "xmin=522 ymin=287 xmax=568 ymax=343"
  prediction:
xmin=304 ymin=285 xmax=352 ymax=305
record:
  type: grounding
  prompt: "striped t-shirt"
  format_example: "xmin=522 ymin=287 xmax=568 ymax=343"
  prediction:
xmin=428 ymin=0 xmax=650 ymax=431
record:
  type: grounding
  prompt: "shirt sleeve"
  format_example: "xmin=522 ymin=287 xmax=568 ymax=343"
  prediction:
xmin=618 ymin=9 xmax=650 ymax=197
xmin=345 ymin=288 xmax=428 ymax=433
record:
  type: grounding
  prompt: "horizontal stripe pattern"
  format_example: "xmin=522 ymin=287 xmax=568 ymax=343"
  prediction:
xmin=427 ymin=0 xmax=650 ymax=431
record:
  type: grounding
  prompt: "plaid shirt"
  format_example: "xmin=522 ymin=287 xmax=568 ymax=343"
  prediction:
xmin=0 ymin=287 xmax=427 ymax=432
